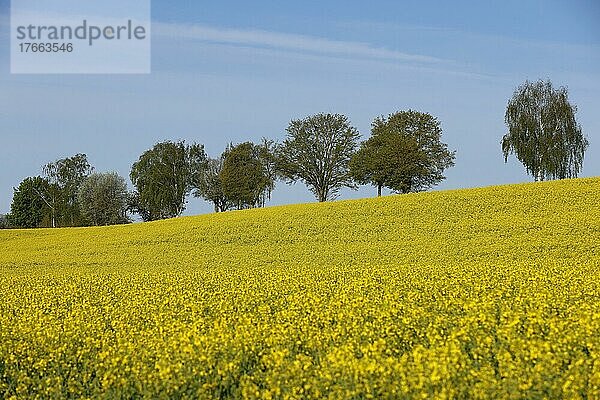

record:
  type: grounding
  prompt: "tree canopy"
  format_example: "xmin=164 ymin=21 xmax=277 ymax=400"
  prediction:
xmin=350 ymin=110 xmax=455 ymax=195
xmin=43 ymin=153 xmax=94 ymax=226
xmin=8 ymin=176 xmax=52 ymax=228
xmin=220 ymin=142 xmax=273 ymax=209
xmin=78 ymin=172 xmax=130 ymax=226
xmin=130 ymin=141 xmax=207 ymax=221
xmin=277 ymin=113 xmax=360 ymax=202
xmin=194 ymin=157 xmax=231 ymax=213
xmin=502 ymin=79 xmax=589 ymax=181
xmin=5 ymin=86 xmax=592 ymax=227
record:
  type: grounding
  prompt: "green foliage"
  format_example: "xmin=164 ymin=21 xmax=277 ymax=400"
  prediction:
xmin=502 ymin=79 xmax=589 ymax=181
xmin=277 ymin=113 xmax=360 ymax=202
xmin=350 ymin=110 xmax=455 ymax=195
xmin=195 ymin=139 xmax=277 ymax=212
xmin=43 ymin=153 xmax=94 ymax=226
xmin=130 ymin=141 xmax=207 ymax=221
xmin=194 ymin=157 xmax=231 ymax=213
xmin=78 ymin=172 xmax=130 ymax=226
xmin=8 ymin=176 xmax=52 ymax=228
xmin=220 ymin=142 xmax=273 ymax=209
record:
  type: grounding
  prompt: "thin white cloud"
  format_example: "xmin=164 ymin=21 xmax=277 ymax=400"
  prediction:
xmin=153 ymin=22 xmax=445 ymax=65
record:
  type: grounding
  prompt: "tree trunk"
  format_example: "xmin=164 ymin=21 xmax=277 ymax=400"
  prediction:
xmin=377 ymin=184 xmax=382 ymax=197
xmin=317 ymin=186 xmax=326 ymax=202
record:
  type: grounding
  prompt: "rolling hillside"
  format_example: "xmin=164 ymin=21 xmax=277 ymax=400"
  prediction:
xmin=1 ymin=178 xmax=599 ymax=398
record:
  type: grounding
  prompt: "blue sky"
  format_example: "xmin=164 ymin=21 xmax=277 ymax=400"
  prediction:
xmin=0 ymin=0 xmax=599 ymax=216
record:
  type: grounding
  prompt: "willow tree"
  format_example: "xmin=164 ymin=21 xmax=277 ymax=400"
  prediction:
xmin=502 ymin=80 xmax=588 ymax=181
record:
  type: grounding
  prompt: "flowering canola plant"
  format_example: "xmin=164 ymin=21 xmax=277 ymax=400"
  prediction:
xmin=1 ymin=178 xmax=599 ymax=399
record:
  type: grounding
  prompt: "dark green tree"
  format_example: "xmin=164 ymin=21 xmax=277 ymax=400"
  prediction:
xmin=130 ymin=141 xmax=207 ymax=221
xmin=78 ymin=172 xmax=130 ymax=226
xmin=350 ymin=110 xmax=455 ymax=195
xmin=502 ymin=79 xmax=589 ymax=181
xmin=194 ymin=157 xmax=231 ymax=213
xmin=277 ymin=113 xmax=360 ymax=202
xmin=220 ymin=142 xmax=271 ymax=209
xmin=43 ymin=153 xmax=94 ymax=226
xmin=7 ymin=176 xmax=52 ymax=228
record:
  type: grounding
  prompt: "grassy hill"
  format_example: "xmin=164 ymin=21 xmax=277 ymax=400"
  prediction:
xmin=1 ymin=178 xmax=599 ymax=398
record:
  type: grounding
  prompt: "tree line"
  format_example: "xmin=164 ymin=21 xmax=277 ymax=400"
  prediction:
xmin=1 ymin=79 xmax=590 ymax=228
xmin=4 ymin=110 xmax=456 ymax=228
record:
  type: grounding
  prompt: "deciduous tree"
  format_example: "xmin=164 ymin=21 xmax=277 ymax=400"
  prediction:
xmin=130 ymin=141 xmax=207 ymax=221
xmin=277 ymin=113 xmax=360 ymax=202
xmin=8 ymin=176 xmax=53 ymax=228
xmin=43 ymin=153 xmax=94 ymax=226
xmin=194 ymin=157 xmax=231 ymax=213
xmin=78 ymin=172 xmax=130 ymax=226
xmin=350 ymin=110 xmax=455 ymax=195
xmin=220 ymin=142 xmax=271 ymax=209
xmin=502 ymin=79 xmax=589 ymax=181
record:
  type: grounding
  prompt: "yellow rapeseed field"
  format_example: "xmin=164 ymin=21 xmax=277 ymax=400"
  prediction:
xmin=1 ymin=178 xmax=599 ymax=399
